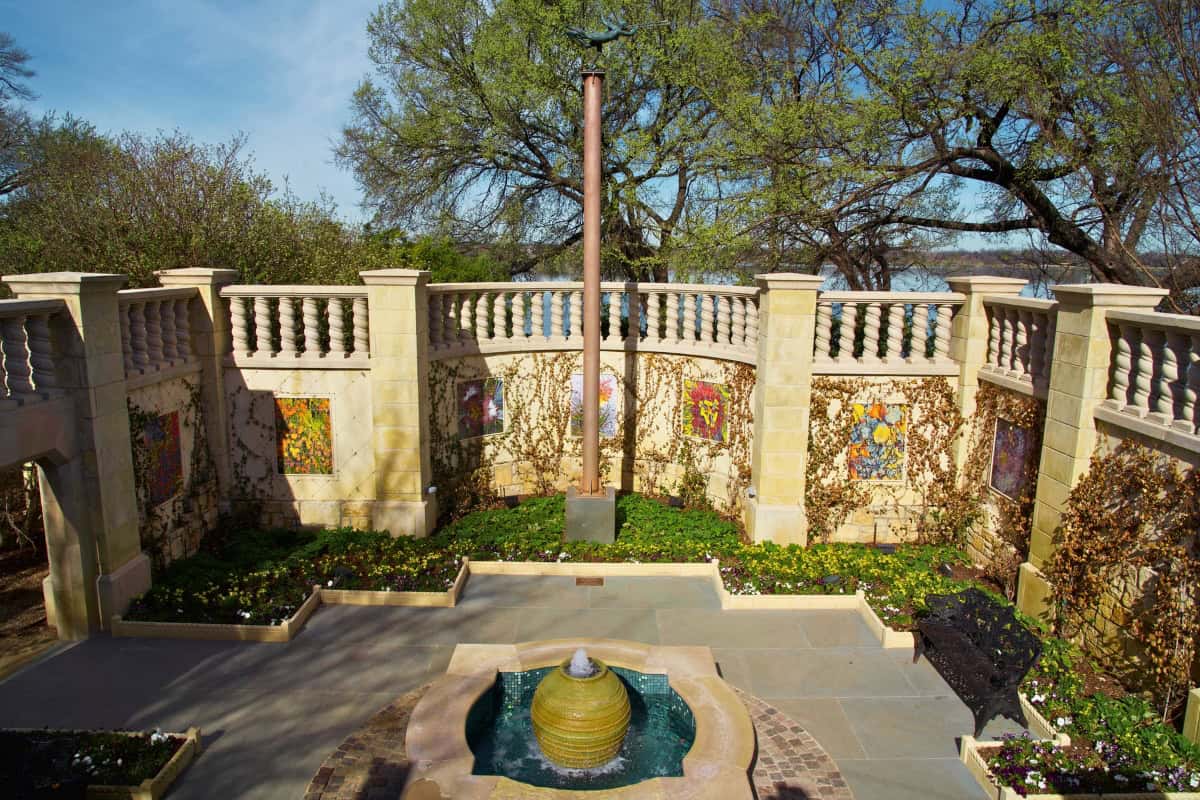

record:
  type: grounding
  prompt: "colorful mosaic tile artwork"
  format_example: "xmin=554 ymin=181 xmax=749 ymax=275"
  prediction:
xmin=847 ymin=402 xmax=907 ymax=481
xmin=144 ymin=410 xmax=182 ymax=506
xmin=275 ymin=397 xmax=333 ymax=474
xmin=681 ymin=379 xmax=731 ymax=442
xmin=570 ymin=372 xmax=618 ymax=438
xmin=989 ymin=417 xmax=1035 ymax=499
xmin=457 ymin=378 xmax=504 ymax=439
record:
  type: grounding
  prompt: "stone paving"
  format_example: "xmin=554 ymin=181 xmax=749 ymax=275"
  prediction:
xmin=0 ymin=574 xmax=1023 ymax=799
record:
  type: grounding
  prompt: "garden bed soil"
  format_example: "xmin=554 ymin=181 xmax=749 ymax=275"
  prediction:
xmin=0 ymin=546 xmax=57 ymax=680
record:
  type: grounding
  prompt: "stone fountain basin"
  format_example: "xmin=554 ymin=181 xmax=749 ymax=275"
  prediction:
xmin=402 ymin=639 xmax=756 ymax=799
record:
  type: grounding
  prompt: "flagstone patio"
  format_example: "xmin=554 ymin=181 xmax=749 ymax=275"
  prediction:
xmin=0 ymin=575 xmax=1022 ymax=799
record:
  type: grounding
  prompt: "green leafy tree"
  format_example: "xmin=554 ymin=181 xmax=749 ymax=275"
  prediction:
xmin=338 ymin=0 xmax=718 ymax=281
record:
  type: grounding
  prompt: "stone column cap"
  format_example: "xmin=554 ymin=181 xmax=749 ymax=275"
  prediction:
xmin=944 ymin=276 xmax=1028 ymax=294
xmin=754 ymin=272 xmax=825 ymax=291
xmin=156 ymin=268 xmax=239 ymax=286
xmin=1053 ymin=283 xmax=1168 ymax=308
xmin=360 ymin=268 xmax=430 ymax=286
xmin=2 ymin=272 xmax=127 ymax=295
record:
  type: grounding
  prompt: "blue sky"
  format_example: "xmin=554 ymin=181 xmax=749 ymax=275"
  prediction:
xmin=2 ymin=0 xmax=379 ymax=222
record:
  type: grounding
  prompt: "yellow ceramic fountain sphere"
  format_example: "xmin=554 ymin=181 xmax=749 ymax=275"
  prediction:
xmin=530 ymin=657 xmax=631 ymax=769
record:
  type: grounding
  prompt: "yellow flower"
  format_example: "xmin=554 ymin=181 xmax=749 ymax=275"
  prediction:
xmin=872 ymin=424 xmax=893 ymax=444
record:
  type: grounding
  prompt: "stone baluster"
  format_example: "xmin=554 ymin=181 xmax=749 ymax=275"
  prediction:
xmin=1164 ymin=330 xmax=1187 ymax=423
xmin=441 ymin=293 xmax=457 ymax=344
xmin=301 ymin=297 xmax=320 ymax=355
xmin=1029 ymin=312 xmax=1047 ymax=382
xmin=278 ymin=298 xmax=299 ymax=356
xmin=0 ymin=316 xmax=34 ymax=396
xmin=329 ymin=298 xmax=347 ymax=355
xmin=933 ymin=304 xmax=952 ymax=361
xmin=910 ymin=303 xmax=929 ymax=360
xmin=474 ymin=292 xmax=488 ymax=341
xmin=229 ymin=296 xmax=249 ymax=356
xmin=428 ymin=294 xmax=442 ymax=347
xmin=607 ymin=291 xmax=622 ymax=341
xmin=26 ymin=313 xmax=56 ymax=393
xmin=627 ymin=289 xmax=641 ymax=340
xmin=1184 ymin=333 xmax=1200 ymax=433
xmin=145 ymin=300 xmax=164 ymax=367
xmin=494 ymin=291 xmax=507 ymax=340
xmin=814 ymin=303 xmax=832 ymax=358
xmin=569 ymin=290 xmax=583 ymax=340
xmin=1110 ymin=322 xmax=1134 ymax=407
xmin=862 ymin=303 xmax=881 ymax=360
xmin=531 ymin=290 xmax=545 ymax=340
xmin=1014 ymin=310 xmax=1031 ymax=376
xmin=253 ymin=297 xmax=272 ymax=356
xmin=732 ymin=296 xmax=747 ymax=348
xmin=129 ymin=302 xmax=150 ymax=369
xmin=159 ymin=299 xmax=178 ymax=364
xmin=352 ymin=297 xmax=369 ymax=355
xmin=886 ymin=302 xmax=905 ymax=359
xmin=995 ymin=308 xmax=1012 ymax=374
xmin=513 ymin=291 xmax=527 ymax=339
xmin=746 ymin=298 xmax=759 ymax=348
xmin=1151 ymin=328 xmax=1174 ymax=420
xmin=701 ymin=294 xmax=715 ymax=343
xmin=716 ymin=295 xmax=731 ymax=345
xmin=986 ymin=306 xmax=1001 ymax=368
xmin=666 ymin=292 xmax=679 ymax=343
xmin=174 ymin=298 xmax=191 ymax=360
xmin=120 ymin=306 xmax=135 ymax=373
xmin=456 ymin=293 xmax=472 ymax=342
xmin=1041 ymin=318 xmax=1056 ymax=382
xmin=547 ymin=290 xmax=561 ymax=339
xmin=647 ymin=293 xmax=662 ymax=342
xmin=836 ymin=304 xmax=855 ymax=359
xmin=1132 ymin=327 xmax=1153 ymax=413
xmin=682 ymin=292 xmax=697 ymax=343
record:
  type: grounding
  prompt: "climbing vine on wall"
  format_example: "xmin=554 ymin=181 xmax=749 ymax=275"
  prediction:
xmin=426 ymin=353 xmax=755 ymax=523
xmin=806 ymin=376 xmax=974 ymax=545
xmin=1046 ymin=439 xmax=1200 ymax=721
xmin=127 ymin=379 xmax=215 ymax=569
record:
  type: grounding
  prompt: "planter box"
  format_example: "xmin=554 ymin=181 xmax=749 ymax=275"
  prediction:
xmin=857 ymin=594 xmax=917 ymax=649
xmin=111 ymin=587 xmax=323 ymax=643
xmin=3 ymin=726 xmax=201 ymax=800
xmin=1019 ymin=693 xmax=1072 ymax=746
xmin=111 ymin=560 xmax=472 ymax=642
xmin=960 ymin=735 xmax=1200 ymax=800
xmin=320 ymin=559 xmax=470 ymax=608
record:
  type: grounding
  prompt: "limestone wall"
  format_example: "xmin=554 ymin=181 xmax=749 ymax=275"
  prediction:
xmin=223 ymin=366 xmax=376 ymax=530
xmin=126 ymin=370 xmax=219 ymax=566
xmin=427 ymin=351 xmax=754 ymax=516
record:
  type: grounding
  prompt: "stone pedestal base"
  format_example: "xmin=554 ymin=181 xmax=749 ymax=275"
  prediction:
xmin=745 ymin=499 xmax=807 ymax=545
xmin=96 ymin=552 xmax=151 ymax=631
xmin=1016 ymin=561 xmax=1053 ymax=621
xmin=565 ymin=486 xmax=616 ymax=544
xmin=371 ymin=499 xmax=438 ymax=538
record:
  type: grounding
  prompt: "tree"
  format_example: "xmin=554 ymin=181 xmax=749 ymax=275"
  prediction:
xmin=0 ymin=31 xmax=37 ymax=197
xmin=337 ymin=0 xmax=718 ymax=281
xmin=701 ymin=0 xmax=1199 ymax=295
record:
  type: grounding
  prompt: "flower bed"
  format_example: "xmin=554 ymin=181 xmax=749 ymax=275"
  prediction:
xmin=0 ymin=727 xmax=200 ymax=799
xmin=125 ymin=494 xmax=972 ymax=628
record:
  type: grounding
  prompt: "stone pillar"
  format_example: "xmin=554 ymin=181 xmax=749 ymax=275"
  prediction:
xmin=3 ymin=272 xmax=148 ymax=638
xmin=1017 ymin=284 xmax=1167 ymax=619
xmin=745 ymin=273 xmax=824 ymax=545
xmin=156 ymin=268 xmax=239 ymax=505
xmin=946 ymin=277 xmax=1027 ymax=455
xmin=361 ymin=269 xmax=437 ymax=536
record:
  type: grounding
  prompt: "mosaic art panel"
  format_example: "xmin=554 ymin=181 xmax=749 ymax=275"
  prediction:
xmin=144 ymin=410 xmax=182 ymax=506
xmin=847 ymin=402 xmax=907 ymax=481
xmin=457 ymin=378 xmax=504 ymax=439
xmin=570 ymin=372 xmax=618 ymax=438
xmin=275 ymin=396 xmax=333 ymax=474
xmin=681 ymin=379 xmax=731 ymax=442
xmin=989 ymin=417 xmax=1035 ymax=500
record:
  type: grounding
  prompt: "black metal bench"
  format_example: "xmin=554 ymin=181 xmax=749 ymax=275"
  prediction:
xmin=913 ymin=588 xmax=1041 ymax=737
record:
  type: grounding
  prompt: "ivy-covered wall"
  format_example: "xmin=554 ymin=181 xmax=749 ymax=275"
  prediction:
xmin=127 ymin=373 xmax=218 ymax=568
xmin=427 ymin=352 xmax=754 ymax=521
xmin=223 ymin=367 xmax=376 ymax=530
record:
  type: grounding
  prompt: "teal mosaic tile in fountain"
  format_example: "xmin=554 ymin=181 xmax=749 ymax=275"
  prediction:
xmin=466 ymin=666 xmax=696 ymax=790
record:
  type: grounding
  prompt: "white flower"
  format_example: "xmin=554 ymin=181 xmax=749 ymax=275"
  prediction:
xmin=1055 ymin=716 xmax=1071 ymax=727
xmin=1031 ymin=693 xmax=1046 ymax=703
xmin=327 ymin=579 xmax=334 ymax=587
xmin=1189 ymin=774 xmax=1199 ymax=788
xmin=1114 ymin=774 xmax=1128 ymax=783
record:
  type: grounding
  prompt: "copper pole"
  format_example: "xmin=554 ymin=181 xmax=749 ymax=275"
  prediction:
xmin=580 ymin=69 xmax=604 ymax=496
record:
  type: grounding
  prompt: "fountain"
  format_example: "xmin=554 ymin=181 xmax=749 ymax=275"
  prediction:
xmin=530 ymin=648 xmax=631 ymax=768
